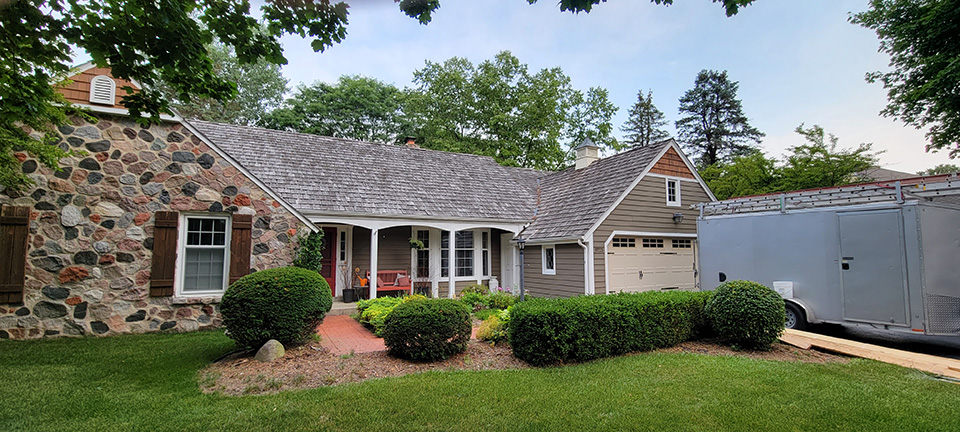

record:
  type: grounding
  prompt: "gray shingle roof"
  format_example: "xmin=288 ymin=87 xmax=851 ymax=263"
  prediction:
xmin=521 ymin=140 xmax=672 ymax=241
xmin=189 ymin=121 xmax=544 ymax=221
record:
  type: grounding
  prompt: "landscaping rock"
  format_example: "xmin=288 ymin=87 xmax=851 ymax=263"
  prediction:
xmin=255 ymin=339 xmax=285 ymax=362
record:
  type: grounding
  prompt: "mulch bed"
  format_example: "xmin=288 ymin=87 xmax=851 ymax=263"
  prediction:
xmin=201 ymin=337 xmax=847 ymax=396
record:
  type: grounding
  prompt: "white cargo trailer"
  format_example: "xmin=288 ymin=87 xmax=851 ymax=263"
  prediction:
xmin=697 ymin=176 xmax=960 ymax=335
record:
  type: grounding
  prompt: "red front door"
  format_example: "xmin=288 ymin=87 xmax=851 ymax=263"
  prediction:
xmin=319 ymin=227 xmax=336 ymax=296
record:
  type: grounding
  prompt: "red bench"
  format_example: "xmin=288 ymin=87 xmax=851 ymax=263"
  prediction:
xmin=366 ymin=270 xmax=413 ymax=296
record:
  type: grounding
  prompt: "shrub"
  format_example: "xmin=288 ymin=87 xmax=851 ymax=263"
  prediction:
xmin=460 ymin=283 xmax=489 ymax=296
xmin=220 ymin=266 xmax=332 ymax=349
xmin=356 ymin=294 xmax=425 ymax=336
xmin=509 ymin=291 xmax=713 ymax=366
xmin=706 ymin=280 xmax=785 ymax=350
xmin=486 ymin=292 xmax=516 ymax=310
xmin=473 ymin=308 xmax=501 ymax=321
xmin=459 ymin=291 xmax=488 ymax=311
xmin=382 ymin=299 xmax=471 ymax=361
xmin=293 ymin=231 xmax=324 ymax=274
xmin=476 ymin=309 xmax=510 ymax=344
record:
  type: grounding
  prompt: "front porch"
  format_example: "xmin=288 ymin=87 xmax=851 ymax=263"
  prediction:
xmin=307 ymin=216 xmax=524 ymax=300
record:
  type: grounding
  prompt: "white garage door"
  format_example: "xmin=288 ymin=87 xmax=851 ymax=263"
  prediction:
xmin=608 ymin=237 xmax=696 ymax=293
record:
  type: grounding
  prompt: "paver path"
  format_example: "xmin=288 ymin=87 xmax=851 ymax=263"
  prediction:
xmin=317 ymin=315 xmax=386 ymax=355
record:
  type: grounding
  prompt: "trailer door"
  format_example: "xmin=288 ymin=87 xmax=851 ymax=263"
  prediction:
xmin=838 ymin=210 xmax=909 ymax=326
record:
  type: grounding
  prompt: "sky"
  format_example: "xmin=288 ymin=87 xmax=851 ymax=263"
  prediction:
xmin=266 ymin=0 xmax=955 ymax=174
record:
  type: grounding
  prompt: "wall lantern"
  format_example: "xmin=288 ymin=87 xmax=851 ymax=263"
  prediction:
xmin=672 ymin=212 xmax=684 ymax=224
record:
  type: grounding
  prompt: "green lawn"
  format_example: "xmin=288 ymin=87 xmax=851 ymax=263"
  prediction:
xmin=2 ymin=331 xmax=959 ymax=431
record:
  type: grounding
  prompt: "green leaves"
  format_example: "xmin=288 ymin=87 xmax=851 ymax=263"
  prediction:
xmin=621 ymin=89 xmax=671 ymax=147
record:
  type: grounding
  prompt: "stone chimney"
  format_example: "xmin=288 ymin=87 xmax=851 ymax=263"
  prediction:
xmin=574 ymin=137 xmax=600 ymax=170
xmin=404 ymin=136 xmax=419 ymax=149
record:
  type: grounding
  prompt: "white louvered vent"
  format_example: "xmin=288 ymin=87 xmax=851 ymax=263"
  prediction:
xmin=89 ymin=75 xmax=116 ymax=105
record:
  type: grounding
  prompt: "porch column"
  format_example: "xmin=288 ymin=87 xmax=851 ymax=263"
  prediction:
xmin=448 ymin=229 xmax=456 ymax=298
xmin=369 ymin=228 xmax=379 ymax=300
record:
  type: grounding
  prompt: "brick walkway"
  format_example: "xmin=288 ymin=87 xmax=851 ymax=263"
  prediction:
xmin=316 ymin=315 xmax=386 ymax=355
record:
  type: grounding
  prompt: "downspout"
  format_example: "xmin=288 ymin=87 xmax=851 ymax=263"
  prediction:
xmin=578 ymin=236 xmax=592 ymax=295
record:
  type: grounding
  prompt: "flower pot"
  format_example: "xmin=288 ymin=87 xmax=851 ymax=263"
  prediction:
xmin=343 ymin=288 xmax=358 ymax=303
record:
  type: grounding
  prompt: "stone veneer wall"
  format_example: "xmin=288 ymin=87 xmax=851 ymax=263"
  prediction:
xmin=0 ymin=114 xmax=307 ymax=340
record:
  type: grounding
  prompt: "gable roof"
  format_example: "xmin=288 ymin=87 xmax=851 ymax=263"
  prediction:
xmin=187 ymin=121 xmax=544 ymax=222
xmin=520 ymin=140 xmax=674 ymax=241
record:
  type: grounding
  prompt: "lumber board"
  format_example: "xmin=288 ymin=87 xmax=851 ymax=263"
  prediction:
xmin=780 ymin=329 xmax=960 ymax=380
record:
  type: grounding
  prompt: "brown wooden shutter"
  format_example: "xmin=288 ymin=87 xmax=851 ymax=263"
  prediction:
xmin=149 ymin=211 xmax=179 ymax=297
xmin=229 ymin=214 xmax=252 ymax=285
xmin=0 ymin=205 xmax=30 ymax=304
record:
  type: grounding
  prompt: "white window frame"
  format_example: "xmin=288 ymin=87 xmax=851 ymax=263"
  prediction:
xmin=426 ymin=228 xmax=492 ymax=282
xmin=175 ymin=213 xmax=232 ymax=297
xmin=89 ymin=75 xmax=117 ymax=105
xmin=542 ymin=244 xmax=556 ymax=275
xmin=666 ymin=178 xmax=681 ymax=207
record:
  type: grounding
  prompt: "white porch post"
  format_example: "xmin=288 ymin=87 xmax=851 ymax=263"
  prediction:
xmin=448 ymin=229 xmax=456 ymax=298
xmin=370 ymin=228 xmax=379 ymax=300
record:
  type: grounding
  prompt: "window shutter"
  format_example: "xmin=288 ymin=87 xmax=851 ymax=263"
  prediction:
xmin=229 ymin=214 xmax=253 ymax=285
xmin=0 ymin=205 xmax=30 ymax=304
xmin=150 ymin=211 xmax=179 ymax=297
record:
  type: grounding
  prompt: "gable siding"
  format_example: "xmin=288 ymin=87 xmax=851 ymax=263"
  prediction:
xmin=59 ymin=67 xmax=137 ymax=108
xmin=592 ymin=177 xmax=712 ymax=291
xmin=523 ymin=244 xmax=585 ymax=298
xmin=649 ymin=147 xmax=696 ymax=179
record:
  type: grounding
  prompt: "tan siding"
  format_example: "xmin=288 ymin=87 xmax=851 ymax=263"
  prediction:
xmin=490 ymin=229 xmax=501 ymax=281
xmin=524 ymin=244 xmax=586 ymax=298
xmin=592 ymin=177 xmax=712 ymax=291
xmin=59 ymin=67 xmax=137 ymax=108
xmin=351 ymin=226 xmax=412 ymax=276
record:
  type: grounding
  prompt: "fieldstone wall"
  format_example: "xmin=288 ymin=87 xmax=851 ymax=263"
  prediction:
xmin=0 ymin=114 xmax=308 ymax=340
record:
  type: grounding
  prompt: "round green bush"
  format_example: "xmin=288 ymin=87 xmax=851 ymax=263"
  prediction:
xmin=382 ymin=299 xmax=471 ymax=361
xmin=220 ymin=267 xmax=332 ymax=349
xmin=706 ymin=280 xmax=785 ymax=350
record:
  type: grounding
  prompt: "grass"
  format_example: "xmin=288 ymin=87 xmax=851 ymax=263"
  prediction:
xmin=2 ymin=331 xmax=960 ymax=431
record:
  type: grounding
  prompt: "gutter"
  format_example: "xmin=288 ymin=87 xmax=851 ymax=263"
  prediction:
xmin=578 ymin=236 xmax=593 ymax=295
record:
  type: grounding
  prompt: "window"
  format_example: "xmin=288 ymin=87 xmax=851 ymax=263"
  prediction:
xmin=666 ymin=179 xmax=681 ymax=207
xmin=441 ymin=231 xmax=449 ymax=278
xmin=89 ymin=75 xmax=116 ymax=105
xmin=338 ymin=230 xmax=347 ymax=262
xmin=542 ymin=245 xmax=556 ymax=275
xmin=642 ymin=238 xmax=664 ymax=248
xmin=455 ymin=231 xmax=474 ymax=277
xmin=180 ymin=215 xmax=230 ymax=294
xmin=612 ymin=237 xmax=636 ymax=248
xmin=481 ymin=231 xmax=490 ymax=277
xmin=416 ymin=230 xmax=430 ymax=278
xmin=672 ymin=239 xmax=692 ymax=249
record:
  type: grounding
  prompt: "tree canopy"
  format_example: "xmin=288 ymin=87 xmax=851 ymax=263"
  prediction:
xmin=405 ymin=51 xmax=619 ymax=170
xmin=851 ymin=0 xmax=960 ymax=157
xmin=621 ymin=89 xmax=671 ymax=147
xmin=701 ymin=124 xmax=877 ymax=199
xmin=675 ymin=70 xmax=764 ymax=167
xmin=261 ymin=76 xmax=409 ymax=143
xmin=917 ymin=164 xmax=960 ymax=176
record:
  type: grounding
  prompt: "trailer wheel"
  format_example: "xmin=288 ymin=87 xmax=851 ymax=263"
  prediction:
xmin=784 ymin=302 xmax=807 ymax=330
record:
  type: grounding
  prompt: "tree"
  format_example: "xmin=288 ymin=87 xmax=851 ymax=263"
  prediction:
xmin=851 ymin=0 xmax=960 ymax=157
xmin=699 ymin=150 xmax=779 ymax=200
xmin=621 ymin=89 xmax=671 ymax=147
xmin=1 ymin=0 xmax=756 ymax=191
xmin=675 ymin=70 xmax=764 ymax=167
xmin=165 ymin=42 xmax=288 ymax=125
xmin=917 ymin=164 xmax=960 ymax=176
xmin=261 ymin=76 xmax=408 ymax=143
xmin=778 ymin=124 xmax=877 ymax=191
xmin=405 ymin=51 xmax=618 ymax=170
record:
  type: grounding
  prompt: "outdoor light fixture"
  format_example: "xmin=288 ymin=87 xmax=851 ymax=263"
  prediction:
xmin=672 ymin=212 xmax=684 ymax=224
xmin=515 ymin=236 xmax=526 ymax=301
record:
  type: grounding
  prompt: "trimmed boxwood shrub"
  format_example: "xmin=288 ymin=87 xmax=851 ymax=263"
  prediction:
xmin=382 ymin=299 xmax=471 ymax=361
xmin=706 ymin=280 xmax=785 ymax=350
xmin=220 ymin=267 xmax=332 ymax=349
xmin=509 ymin=291 xmax=713 ymax=366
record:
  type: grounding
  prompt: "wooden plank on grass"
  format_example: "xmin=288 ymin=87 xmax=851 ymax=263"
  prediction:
xmin=780 ymin=329 xmax=960 ymax=380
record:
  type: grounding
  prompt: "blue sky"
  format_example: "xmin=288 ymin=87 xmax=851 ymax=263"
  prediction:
xmin=269 ymin=0 xmax=954 ymax=174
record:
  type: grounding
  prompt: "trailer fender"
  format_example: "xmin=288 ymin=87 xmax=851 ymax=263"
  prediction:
xmin=784 ymin=299 xmax=815 ymax=324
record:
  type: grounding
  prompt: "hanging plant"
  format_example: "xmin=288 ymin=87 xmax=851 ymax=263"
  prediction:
xmin=409 ymin=236 xmax=425 ymax=249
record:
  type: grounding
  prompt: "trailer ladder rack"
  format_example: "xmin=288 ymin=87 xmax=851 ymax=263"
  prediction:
xmin=700 ymin=177 xmax=960 ymax=216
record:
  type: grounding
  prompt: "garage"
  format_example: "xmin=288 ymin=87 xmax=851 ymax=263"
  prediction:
xmin=608 ymin=236 xmax=696 ymax=293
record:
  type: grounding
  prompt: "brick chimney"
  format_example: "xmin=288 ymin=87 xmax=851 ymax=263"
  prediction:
xmin=574 ymin=137 xmax=600 ymax=170
xmin=404 ymin=136 xmax=419 ymax=149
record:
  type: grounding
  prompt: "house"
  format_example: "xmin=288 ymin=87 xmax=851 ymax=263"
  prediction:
xmin=0 ymin=66 xmax=714 ymax=339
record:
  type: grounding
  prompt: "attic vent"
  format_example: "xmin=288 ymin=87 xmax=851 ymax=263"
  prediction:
xmin=89 ymin=75 xmax=116 ymax=105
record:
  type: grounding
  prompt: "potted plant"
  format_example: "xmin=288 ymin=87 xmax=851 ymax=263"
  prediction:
xmin=408 ymin=236 xmax=425 ymax=249
xmin=343 ymin=267 xmax=366 ymax=303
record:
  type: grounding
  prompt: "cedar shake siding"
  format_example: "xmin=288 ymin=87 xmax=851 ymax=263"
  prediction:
xmin=523 ymin=244 xmax=586 ymax=298
xmin=592 ymin=177 xmax=711 ymax=291
xmin=60 ymin=66 xmax=137 ymax=108
xmin=0 ymin=114 xmax=309 ymax=340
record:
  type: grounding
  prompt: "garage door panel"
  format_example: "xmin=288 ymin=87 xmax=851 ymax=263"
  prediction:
xmin=609 ymin=236 xmax=696 ymax=293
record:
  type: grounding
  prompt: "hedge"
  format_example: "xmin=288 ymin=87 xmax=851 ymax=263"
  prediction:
xmin=508 ymin=291 xmax=713 ymax=366
xmin=382 ymin=299 xmax=471 ymax=361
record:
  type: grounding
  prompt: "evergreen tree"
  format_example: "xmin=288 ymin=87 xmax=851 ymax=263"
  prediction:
xmin=621 ymin=89 xmax=671 ymax=147
xmin=675 ymin=70 xmax=764 ymax=166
